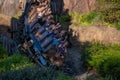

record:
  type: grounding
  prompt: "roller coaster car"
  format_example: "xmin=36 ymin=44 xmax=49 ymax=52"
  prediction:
xmin=16 ymin=0 xmax=67 ymax=67
xmin=21 ymin=21 xmax=65 ymax=67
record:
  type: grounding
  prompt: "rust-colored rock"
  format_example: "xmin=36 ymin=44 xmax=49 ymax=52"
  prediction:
xmin=64 ymin=0 xmax=96 ymax=13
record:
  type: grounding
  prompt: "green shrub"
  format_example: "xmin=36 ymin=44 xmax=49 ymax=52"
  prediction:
xmin=96 ymin=0 xmax=120 ymax=29
xmin=89 ymin=48 xmax=120 ymax=76
xmin=53 ymin=72 xmax=74 ymax=80
xmin=1 ymin=66 xmax=41 ymax=80
xmin=100 ymin=8 xmax=120 ymax=23
xmin=13 ymin=14 xmax=21 ymax=19
xmin=59 ymin=14 xmax=71 ymax=26
xmin=59 ymin=14 xmax=71 ymax=22
xmin=0 ymin=54 xmax=33 ymax=72
xmin=0 ymin=41 xmax=33 ymax=72
xmin=70 ymin=11 xmax=100 ymax=26
xmin=81 ymin=42 xmax=106 ymax=67
xmin=1 ymin=65 xmax=74 ymax=80
xmin=86 ymin=76 xmax=96 ymax=80
xmin=114 ymin=22 xmax=120 ymax=30
xmin=81 ymin=11 xmax=101 ymax=25
xmin=81 ymin=42 xmax=120 ymax=78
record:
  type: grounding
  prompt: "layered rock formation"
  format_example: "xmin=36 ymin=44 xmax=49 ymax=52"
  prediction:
xmin=0 ymin=0 xmax=97 ymax=17
xmin=70 ymin=26 xmax=120 ymax=44
xmin=0 ymin=0 xmax=26 ymax=16
xmin=64 ymin=0 xmax=96 ymax=13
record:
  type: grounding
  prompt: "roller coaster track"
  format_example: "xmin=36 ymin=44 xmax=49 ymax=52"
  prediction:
xmin=0 ymin=34 xmax=19 ymax=55
xmin=0 ymin=0 xmax=76 ymax=79
xmin=16 ymin=0 xmax=65 ymax=67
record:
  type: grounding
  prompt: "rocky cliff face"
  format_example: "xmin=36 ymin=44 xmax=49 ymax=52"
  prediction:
xmin=0 ymin=0 xmax=26 ymax=16
xmin=64 ymin=0 xmax=96 ymax=13
xmin=70 ymin=25 xmax=120 ymax=44
xmin=0 ymin=0 xmax=96 ymax=16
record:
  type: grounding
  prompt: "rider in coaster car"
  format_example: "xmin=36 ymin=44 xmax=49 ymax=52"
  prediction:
xmin=50 ymin=22 xmax=61 ymax=32
xmin=47 ymin=23 xmax=62 ymax=43
xmin=56 ymin=30 xmax=68 ymax=42
xmin=43 ymin=14 xmax=53 ymax=27
xmin=57 ymin=41 xmax=68 ymax=54
xmin=37 ymin=3 xmax=50 ymax=17
xmin=56 ymin=30 xmax=69 ymax=54
xmin=37 ymin=7 xmax=47 ymax=18
xmin=43 ymin=8 xmax=52 ymax=16
xmin=37 ymin=10 xmax=53 ymax=25
xmin=37 ymin=15 xmax=50 ymax=26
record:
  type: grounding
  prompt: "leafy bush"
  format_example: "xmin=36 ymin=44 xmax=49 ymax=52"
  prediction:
xmin=100 ymin=8 xmax=120 ymax=23
xmin=70 ymin=11 xmax=100 ymax=26
xmin=13 ymin=14 xmax=21 ymax=19
xmin=81 ymin=42 xmax=106 ymax=67
xmin=0 ymin=53 xmax=33 ymax=72
xmin=0 ymin=41 xmax=33 ymax=72
xmin=59 ymin=14 xmax=71 ymax=22
xmin=81 ymin=12 xmax=101 ymax=25
xmin=53 ymin=72 xmax=74 ymax=80
xmin=96 ymin=0 xmax=120 ymax=29
xmin=58 ymin=14 xmax=71 ymax=26
xmin=1 ymin=66 xmax=59 ymax=80
xmin=0 ymin=41 xmax=72 ymax=80
xmin=114 ymin=22 xmax=120 ymax=30
xmin=1 ymin=63 xmax=73 ymax=80
xmin=89 ymin=49 xmax=120 ymax=78
xmin=81 ymin=42 xmax=120 ymax=79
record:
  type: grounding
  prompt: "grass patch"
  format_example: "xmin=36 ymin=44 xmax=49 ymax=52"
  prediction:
xmin=70 ymin=11 xmax=101 ymax=26
xmin=13 ymin=14 xmax=21 ymax=19
xmin=114 ymin=22 xmax=120 ymax=30
xmin=0 ymin=54 xmax=33 ymax=72
xmin=0 ymin=42 xmax=73 ymax=80
xmin=0 ymin=42 xmax=33 ymax=72
xmin=58 ymin=11 xmax=101 ymax=27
